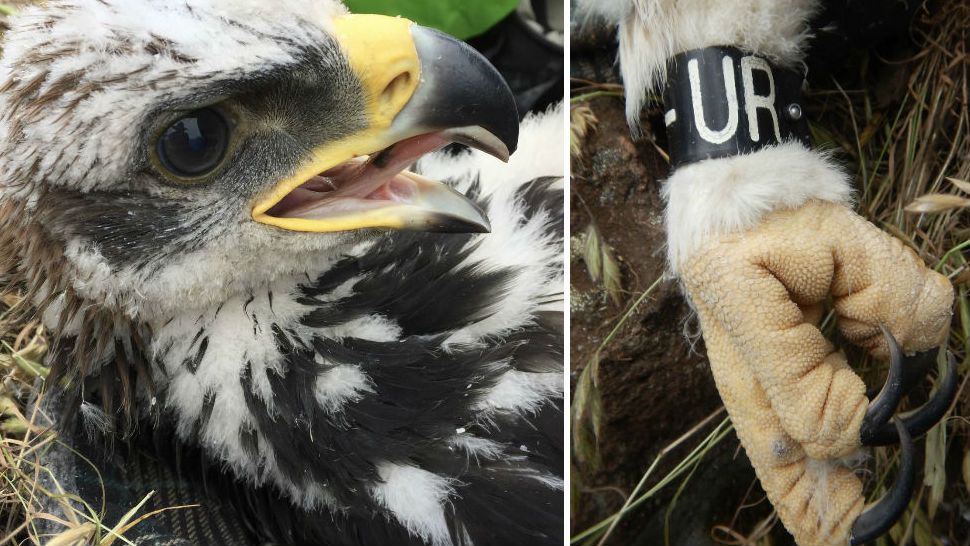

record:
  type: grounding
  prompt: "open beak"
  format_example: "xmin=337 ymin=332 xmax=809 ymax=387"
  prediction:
xmin=252 ymin=14 xmax=519 ymax=234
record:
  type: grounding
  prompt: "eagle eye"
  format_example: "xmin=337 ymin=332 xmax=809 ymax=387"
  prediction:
xmin=156 ymin=108 xmax=230 ymax=179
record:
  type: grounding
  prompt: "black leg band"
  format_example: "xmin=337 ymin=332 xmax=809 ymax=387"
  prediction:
xmin=662 ymin=46 xmax=812 ymax=168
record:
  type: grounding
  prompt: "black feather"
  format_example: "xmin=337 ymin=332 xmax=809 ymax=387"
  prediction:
xmin=51 ymin=176 xmax=565 ymax=545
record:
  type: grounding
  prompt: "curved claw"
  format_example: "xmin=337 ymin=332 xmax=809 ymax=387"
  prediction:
xmin=864 ymin=353 xmax=957 ymax=447
xmin=859 ymin=326 xmax=906 ymax=445
xmin=850 ymin=418 xmax=915 ymax=545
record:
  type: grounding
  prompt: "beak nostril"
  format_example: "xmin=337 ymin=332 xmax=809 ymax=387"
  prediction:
xmin=381 ymin=71 xmax=413 ymax=106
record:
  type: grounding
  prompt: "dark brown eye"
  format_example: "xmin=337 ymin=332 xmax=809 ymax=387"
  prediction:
xmin=156 ymin=108 xmax=229 ymax=178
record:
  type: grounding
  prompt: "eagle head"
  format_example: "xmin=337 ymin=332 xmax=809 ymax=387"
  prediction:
xmin=0 ymin=0 xmax=518 ymax=322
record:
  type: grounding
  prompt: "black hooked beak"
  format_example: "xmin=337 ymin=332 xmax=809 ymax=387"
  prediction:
xmin=253 ymin=15 xmax=518 ymax=235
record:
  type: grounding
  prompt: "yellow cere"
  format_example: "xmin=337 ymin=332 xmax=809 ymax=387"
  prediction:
xmin=332 ymin=14 xmax=421 ymax=126
xmin=252 ymin=14 xmax=421 ymax=232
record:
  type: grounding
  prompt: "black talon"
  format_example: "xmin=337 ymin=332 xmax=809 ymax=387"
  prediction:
xmin=859 ymin=326 xmax=906 ymax=445
xmin=864 ymin=353 xmax=958 ymax=446
xmin=850 ymin=418 xmax=915 ymax=545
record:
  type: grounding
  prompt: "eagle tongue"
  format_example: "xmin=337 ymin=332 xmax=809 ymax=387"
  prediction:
xmin=324 ymin=132 xmax=449 ymax=199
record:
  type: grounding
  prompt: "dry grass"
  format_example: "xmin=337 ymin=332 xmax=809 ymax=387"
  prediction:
xmin=572 ymin=0 xmax=970 ymax=544
xmin=0 ymin=295 xmax=121 ymax=546
xmin=0 ymin=292 xmax=56 ymax=545
xmin=0 ymin=291 xmax=123 ymax=546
